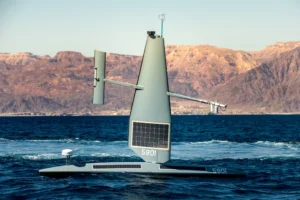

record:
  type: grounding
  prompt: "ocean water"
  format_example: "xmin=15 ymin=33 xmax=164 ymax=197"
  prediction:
xmin=0 ymin=115 xmax=299 ymax=199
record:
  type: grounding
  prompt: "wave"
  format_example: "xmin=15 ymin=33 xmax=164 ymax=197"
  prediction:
xmin=254 ymin=141 xmax=299 ymax=147
xmin=0 ymin=154 xmax=298 ymax=162
xmin=22 ymin=153 xmax=61 ymax=160
xmin=1 ymin=139 xmax=299 ymax=161
xmin=0 ymin=138 xmax=130 ymax=144
xmin=0 ymin=153 xmax=137 ymax=161
xmin=189 ymin=140 xmax=299 ymax=146
xmin=172 ymin=140 xmax=299 ymax=161
xmin=0 ymin=138 xmax=102 ymax=143
xmin=0 ymin=138 xmax=11 ymax=141
xmin=21 ymin=153 xmax=137 ymax=160
xmin=189 ymin=140 xmax=238 ymax=145
xmin=1 ymin=138 xmax=299 ymax=146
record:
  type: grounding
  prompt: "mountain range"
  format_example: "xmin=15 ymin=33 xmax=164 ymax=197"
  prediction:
xmin=0 ymin=41 xmax=299 ymax=115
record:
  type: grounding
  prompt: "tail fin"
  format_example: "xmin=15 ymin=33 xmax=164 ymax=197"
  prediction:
xmin=93 ymin=50 xmax=106 ymax=104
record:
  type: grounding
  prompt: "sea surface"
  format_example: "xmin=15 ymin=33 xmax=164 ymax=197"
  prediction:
xmin=0 ymin=115 xmax=299 ymax=200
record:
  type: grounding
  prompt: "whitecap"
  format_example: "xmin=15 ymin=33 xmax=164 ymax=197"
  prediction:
xmin=91 ymin=153 xmax=111 ymax=157
xmin=0 ymin=138 xmax=10 ymax=141
xmin=189 ymin=140 xmax=235 ymax=145
xmin=22 ymin=153 xmax=61 ymax=160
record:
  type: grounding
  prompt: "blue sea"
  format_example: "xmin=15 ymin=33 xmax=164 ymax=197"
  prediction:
xmin=0 ymin=115 xmax=299 ymax=200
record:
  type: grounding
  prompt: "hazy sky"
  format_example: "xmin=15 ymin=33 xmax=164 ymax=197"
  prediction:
xmin=0 ymin=0 xmax=299 ymax=56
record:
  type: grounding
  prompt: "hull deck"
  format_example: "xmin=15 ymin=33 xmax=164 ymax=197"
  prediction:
xmin=39 ymin=162 xmax=246 ymax=178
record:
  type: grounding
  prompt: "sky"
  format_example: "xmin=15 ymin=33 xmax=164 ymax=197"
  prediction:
xmin=0 ymin=0 xmax=299 ymax=57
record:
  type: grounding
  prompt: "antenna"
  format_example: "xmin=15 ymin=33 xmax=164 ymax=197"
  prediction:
xmin=158 ymin=13 xmax=166 ymax=37
xmin=62 ymin=149 xmax=72 ymax=165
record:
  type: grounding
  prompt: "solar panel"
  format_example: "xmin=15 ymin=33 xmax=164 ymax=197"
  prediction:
xmin=132 ymin=121 xmax=169 ymax=149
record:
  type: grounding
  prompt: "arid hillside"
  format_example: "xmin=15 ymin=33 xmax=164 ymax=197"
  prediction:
xmin=0 ymin=42 xmax=299 ymax=115
xmin=211 ymin=47 xmax=300 ymax=113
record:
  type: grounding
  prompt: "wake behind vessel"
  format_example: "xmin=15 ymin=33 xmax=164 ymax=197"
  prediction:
xmin=39 ymin=15 xmax=245 ymax=178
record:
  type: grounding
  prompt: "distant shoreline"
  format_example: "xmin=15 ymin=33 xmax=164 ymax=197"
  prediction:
xmin=1 ymin=113 xmax=300 ymax=117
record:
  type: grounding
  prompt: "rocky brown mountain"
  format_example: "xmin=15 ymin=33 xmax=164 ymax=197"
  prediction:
xmin=0 ymin=42 xmax=299 ymax=115
xmin=0 ymin=51 xmax=141 ymax=115
xmin=252 ymin=42 xmax=300 ymax=62
xmin=211 ymin=47 xmax=300 ymax=113
xmin=165 ymin=45 xmax=259 ymax=97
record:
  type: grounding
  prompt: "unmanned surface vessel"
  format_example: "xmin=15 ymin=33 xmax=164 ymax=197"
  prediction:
xmin=39 ymin=15 xmax=245 ymax=178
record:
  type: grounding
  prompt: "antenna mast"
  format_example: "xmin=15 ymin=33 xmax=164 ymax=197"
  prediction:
xmin=158 ymin=13 xmax=165 ymax=37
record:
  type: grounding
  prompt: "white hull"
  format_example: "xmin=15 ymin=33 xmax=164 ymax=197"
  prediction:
xmin=40 ymin=162 xmax=245 ymax=178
